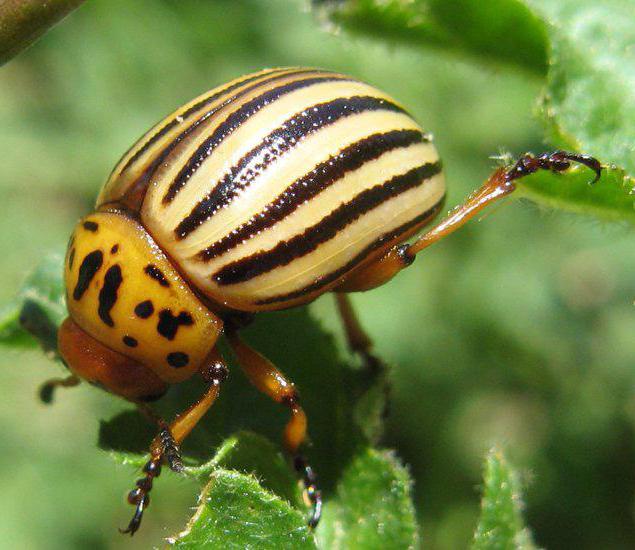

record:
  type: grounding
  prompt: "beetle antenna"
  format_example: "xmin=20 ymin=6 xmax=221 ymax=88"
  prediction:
xmin=38 ymin=374 xmax=80 ymax=404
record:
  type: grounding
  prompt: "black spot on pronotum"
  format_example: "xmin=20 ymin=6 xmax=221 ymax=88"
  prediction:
xmin=111 ymin=244 xmax=119 ymax=254
xmin=98 ymin=265 xmax=123 ymax=327
xmin=83 ymin=220 xmax=99 ymax=232
xmin=123 ymin=335 xmax=138 ymax=347
xmin=73 ymin=250 xmax=103 ymax=300
xmin=157 ymin=309 xmax=194 ymax=340
xmin=144 ymin=264 xmax=170 ymax=287
xmin=68 ymin=247 xmax=76 ymax=269
xmin=167 ymin=352 xmax=189 ymax=368
xmin=134 ymin=300 xmax=154 ymax=319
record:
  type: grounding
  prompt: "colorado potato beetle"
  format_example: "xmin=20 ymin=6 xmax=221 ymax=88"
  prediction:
xmin=49 ymin=67 xmax=601 ymax=534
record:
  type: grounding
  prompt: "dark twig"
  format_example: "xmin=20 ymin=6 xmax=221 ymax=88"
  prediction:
xmin=0 ymin=0 xmax=86 ymax=66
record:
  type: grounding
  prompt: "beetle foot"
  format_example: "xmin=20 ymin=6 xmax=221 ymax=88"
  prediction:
xmin=294 ymin=454 xmax=322 ymax=528
xmin=157 ymin=425 xmax=183 ymax=472
xmin=120 ymin=424 xmax=181 ymax=535
xmin=505 ymin=150 xmax=602 ymax=184
xmin=120 ymin=456 xmax=162 ymax=535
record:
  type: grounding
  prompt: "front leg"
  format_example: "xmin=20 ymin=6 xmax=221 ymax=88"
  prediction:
xmin=226 ymin=330 xmax=322 ymax=527
xmin=121 ymin=349 xmax=228 ymax=535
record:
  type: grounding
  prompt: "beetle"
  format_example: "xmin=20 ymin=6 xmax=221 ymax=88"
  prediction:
xmin=46 ymin=67 xmax=601 ymax=535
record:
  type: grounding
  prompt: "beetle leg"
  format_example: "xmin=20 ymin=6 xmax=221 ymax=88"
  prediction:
xmin=225 ymin=330 xmax=322 ymax=528
xmin=338 ymin=150 xmax=602 ymax=292
xmin=120 ymin=349 xmax=228 ymax=536
xmin=334 ymin=293 xmax=385 ymax=374
xmin=38 ymin=374 xmax=80 ymax=404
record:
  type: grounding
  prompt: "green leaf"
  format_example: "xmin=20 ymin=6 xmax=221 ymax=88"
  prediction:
xmin=313 ymin=0 xmax=548 ymax=75
xmin=186 ymin=431 xmax=305 ymax=509
xmin=166 ymin=440 xmax=420 ymax=547
xmin=0 ymin=252 xmax=66 ymax=353
xmin=471 ymin=448 xmax=535 ymax=550
xmin=168 ymin=469 xmax=316 ymax=550
xmin=526 ymin=0 xmax=635 ymax=176
xmin=165 ymin=432 xmax=311 ymax=548
xmin=318 ymin=448 xmax=419 ymax=549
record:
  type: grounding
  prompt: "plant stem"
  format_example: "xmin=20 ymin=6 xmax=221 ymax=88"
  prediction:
xmin=0 ymin=0 xmax=86 ymax=65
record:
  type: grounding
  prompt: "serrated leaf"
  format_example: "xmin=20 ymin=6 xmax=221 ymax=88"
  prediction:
xmin=168 ymin=469 xmax=316 ymax=550
xmin=313 ymin=0 xmax=548 ymax=75
xmin=318 ymin=448 xmax=419 ymax=549
xmin=471 ymin=448 xmax=535 ymax=550
xmin=187 ymin=431 xmax=304 ymax=509
xmin=526 ymin=0 xmax=635 ymax=177
xmin=0 ymin=252 xmax=66 ymax=353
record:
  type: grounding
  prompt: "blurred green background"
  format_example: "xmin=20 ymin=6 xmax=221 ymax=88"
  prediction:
xmin=2 ymin=0 xmax=635 ymax=548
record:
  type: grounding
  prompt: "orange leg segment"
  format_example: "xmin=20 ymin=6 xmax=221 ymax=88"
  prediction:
xmin=225 ymin=330 xmax=321 ymax=527
xmin=226 ymin=330 xmax=306 ymax=454
xmin=121 ymin=348 xmax=229 ymax=536
xmin=338 ymin=151 xmax=602 ymax=292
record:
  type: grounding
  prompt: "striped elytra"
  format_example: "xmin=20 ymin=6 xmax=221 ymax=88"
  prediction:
xmin=97 ymin=67 xmax=445 ymax=312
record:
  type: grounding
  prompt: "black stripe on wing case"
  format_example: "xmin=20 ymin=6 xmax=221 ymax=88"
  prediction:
xmin=255 ymin=199 xmax=444 ymax=305
xmin=119 ymin=70 xmax=331 ymax=197
xmin=212 ymin=161 xmax=442 ymax=285
xmin=197 ymin=128 xmax=428 ymax=260
xmin=162 ymin=74 xmax=351 ymax=210
xmin=118 ymin=68 xmax=289 ymax=175
xmin=176 ymin=95 xmax=408 ymax=240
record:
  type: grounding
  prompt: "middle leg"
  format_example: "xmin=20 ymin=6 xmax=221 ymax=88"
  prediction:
xmin=225 ymin=330 xmax=322 ymax=527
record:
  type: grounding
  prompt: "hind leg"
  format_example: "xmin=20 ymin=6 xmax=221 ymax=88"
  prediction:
xmin=337 ymin=151 xmax=601 ymax=293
